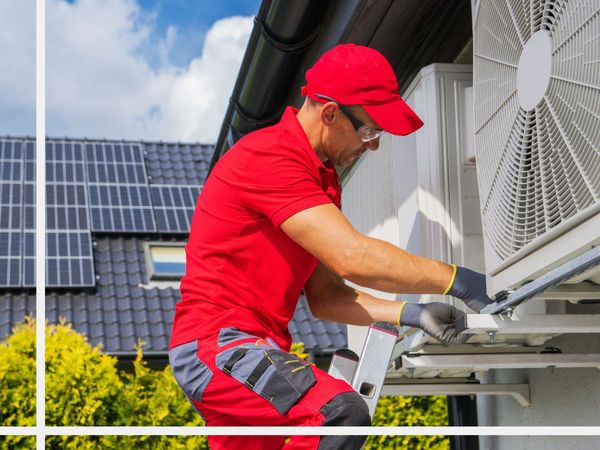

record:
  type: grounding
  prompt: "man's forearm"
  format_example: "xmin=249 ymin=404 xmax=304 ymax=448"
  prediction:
xmin=308 ymin=282 xmax=402 ymax=326
xmin=282 ymin=203 xmax=456 ymax=296
xmin=341 ymin=235 xmax=454 ymax=295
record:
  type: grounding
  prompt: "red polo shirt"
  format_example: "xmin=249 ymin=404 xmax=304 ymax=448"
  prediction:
xmin=170 ymin=107 xmax=341 ymax=351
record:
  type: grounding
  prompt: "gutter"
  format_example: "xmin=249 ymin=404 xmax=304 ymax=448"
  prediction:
xmin=210 ymin=0 xmax=324 ymax=171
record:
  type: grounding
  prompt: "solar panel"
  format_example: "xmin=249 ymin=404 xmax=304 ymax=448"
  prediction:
xmin=85 ymin=142 xmax=156 ymax=232
xmin=46 ymin=141 xmax=95 ymax=288
xmin=46 ymin=231 xmax=95 ymax=286
xmin=22 ymin=141 xmax=36 ymax=287
xmin=0 ymin=139 xmax=23 ymax=287
xmin=150 ymin=185 xmax=200 ymax=233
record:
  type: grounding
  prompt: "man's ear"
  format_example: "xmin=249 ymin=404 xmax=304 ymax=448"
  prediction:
xmin=320 ymin=102 xmax=338 ymax=126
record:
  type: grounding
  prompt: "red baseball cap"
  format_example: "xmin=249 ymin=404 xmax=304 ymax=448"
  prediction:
xmin=301 ymin=44 xmax=423 ymax=136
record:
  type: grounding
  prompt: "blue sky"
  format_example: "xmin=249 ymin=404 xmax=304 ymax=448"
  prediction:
xmin=0 ymin=0 xmax=262 ymax=141
xmin=65 ymin=0 xmax=262 ymax=68
xmin=138 ymin=0 xmax=261 ymax=67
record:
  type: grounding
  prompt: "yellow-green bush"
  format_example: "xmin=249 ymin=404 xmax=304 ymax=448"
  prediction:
xmin=46 ymin=319 xmax=123 ymax=427
xmin=0 ymin=436 xmax=35 ymax=450
xmin=44 ymin=320 xmax=207 ymax=449
xmin=368 ymin=395 xmax=450 ymax=449
xmin=0 ymin=318 xmax=36 ymax=427
xmin=0 ymin=318 xmax=36 ymax=450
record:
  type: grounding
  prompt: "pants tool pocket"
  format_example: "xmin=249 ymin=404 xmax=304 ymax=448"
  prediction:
xmin=216 ymin=342 xmax=316 ymax=415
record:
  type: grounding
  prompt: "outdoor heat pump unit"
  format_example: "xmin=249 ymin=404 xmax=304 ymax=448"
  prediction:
xmin=341 ymin=1 xmax=600 ymax=406
xmin=472 ymin=0 xmax=600 ymax=296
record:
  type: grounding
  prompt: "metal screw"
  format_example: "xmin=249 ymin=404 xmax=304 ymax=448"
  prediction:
xmin=408 ymin=368 xmax=415 ymax=378
xmin=487 ymin=331 xmax=496 ymax=344
xmin=505 ymin=307 xmax=515 ymax=318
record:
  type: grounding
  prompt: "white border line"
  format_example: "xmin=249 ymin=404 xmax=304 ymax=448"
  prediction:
xmin=2 ymin=426 xmax=600 ymax=437
xmin=36 ymin=426 xmax=600 ymax=436
xmin=35 ymin=0 xmax=45 ymax=448
xmin=0 ymin=427 xmax=36 ymax=436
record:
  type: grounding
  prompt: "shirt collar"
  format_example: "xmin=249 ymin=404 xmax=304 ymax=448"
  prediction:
xmin=281 ymin=106 xmax=336 ymax=174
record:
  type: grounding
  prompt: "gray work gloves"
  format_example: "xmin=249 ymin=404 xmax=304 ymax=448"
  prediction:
xmin=447 ymin=265 xmax=494 ymax=313
xmin=399 ymin=302 xmax=469 ymax=345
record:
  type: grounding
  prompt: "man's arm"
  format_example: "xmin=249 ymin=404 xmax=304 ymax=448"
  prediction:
xmin=281 ymin=203 xmax=453 ymax=295
xmin=304 ymin=261 xmax=400 ymax=326
xmin=304 ymin=262 xmax=468 ymax=344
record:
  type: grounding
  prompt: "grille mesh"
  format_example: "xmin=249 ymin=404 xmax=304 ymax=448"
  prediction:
xmin=474 ymin=0 xmax=600 ymax=261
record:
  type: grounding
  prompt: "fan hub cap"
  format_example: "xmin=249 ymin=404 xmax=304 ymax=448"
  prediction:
xmin=517 ymin=31 xmax=552 ymax=111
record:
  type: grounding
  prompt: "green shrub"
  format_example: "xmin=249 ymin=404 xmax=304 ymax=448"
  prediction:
xmin=367 ymin=395 xmax=450 ymax=449
xmin=0 ymin=318 xmax=36 ymax=450
xmin=44 ymin=320 xmax=207 ymax=449
xmin=0 ymin=317 xmax=36 ymax=428
xmin=46 ymin=319 xmax=123 ymax=426
xmin=0 ymin=436 xmax=35 ymax=450
xmin=47 ymin=436 xmax=207 ymax=450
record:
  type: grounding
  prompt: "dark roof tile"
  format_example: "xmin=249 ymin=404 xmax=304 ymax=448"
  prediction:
xmin=144 ymin=142 xmax=212 ymax=185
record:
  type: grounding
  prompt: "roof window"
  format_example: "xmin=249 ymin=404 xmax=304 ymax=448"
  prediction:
xmin=143 ymin=242 xmax=186 ymax=280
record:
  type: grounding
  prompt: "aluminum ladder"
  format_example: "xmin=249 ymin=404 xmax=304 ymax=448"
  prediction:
xmin=327 ymin=321 xmax=399 ymax=418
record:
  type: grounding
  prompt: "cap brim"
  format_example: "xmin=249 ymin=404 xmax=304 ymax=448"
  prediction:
xmin=363 ymin=98 xmax=424 ymax=136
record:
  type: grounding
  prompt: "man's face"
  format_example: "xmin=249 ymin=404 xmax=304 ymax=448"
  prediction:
xmin=325 ymin=104 xmax=382 ymax=168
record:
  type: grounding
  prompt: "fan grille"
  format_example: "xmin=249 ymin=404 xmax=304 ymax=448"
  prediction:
xmin=474 ymin=0 xmax=600 ymax=261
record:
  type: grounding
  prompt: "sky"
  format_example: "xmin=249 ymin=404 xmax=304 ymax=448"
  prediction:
xmin=0 ymin=0 xmax=261 ymax=143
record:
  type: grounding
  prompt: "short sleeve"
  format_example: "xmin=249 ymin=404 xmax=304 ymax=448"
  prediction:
xmin=243 ymin=154 xmax=335 ymax=227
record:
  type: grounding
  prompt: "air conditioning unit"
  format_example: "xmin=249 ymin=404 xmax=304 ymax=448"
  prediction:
xmin=341 ymin=64 xmax=480 ymax=351
xmin=473 ymin=0 xmax=600 ymax=296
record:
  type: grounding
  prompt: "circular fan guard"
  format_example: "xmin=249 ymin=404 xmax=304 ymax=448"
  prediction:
xmin=474 ymin=0 xmax=600 ymax=261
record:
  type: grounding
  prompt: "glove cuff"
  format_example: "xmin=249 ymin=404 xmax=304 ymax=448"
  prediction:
xmin=398 ymin=302 xmax=422 ymax=328
xmin=396 ymin=301 xmax=407 ymax=326
xmin=441 ymin=264 xmax=458 ymax=295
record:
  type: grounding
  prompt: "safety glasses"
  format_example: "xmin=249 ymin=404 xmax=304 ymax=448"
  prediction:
xmin=315 ymin=94 xmax=385 ymax=142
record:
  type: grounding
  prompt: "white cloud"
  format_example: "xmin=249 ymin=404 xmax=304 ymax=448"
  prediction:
xmin=0 ymin=1 xmax=36 ymax=135
xmin=46 ymin=0 xmax=253 ymax=143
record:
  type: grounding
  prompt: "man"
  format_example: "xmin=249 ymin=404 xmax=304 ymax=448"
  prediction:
xmin=169 ymin=44 xmax=492 ymax=449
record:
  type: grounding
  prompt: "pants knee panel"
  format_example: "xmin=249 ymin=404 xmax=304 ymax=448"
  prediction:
xmin=320 ymin=391 xmax=371 ymax=427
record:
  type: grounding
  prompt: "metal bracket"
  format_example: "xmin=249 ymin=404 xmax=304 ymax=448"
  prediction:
xmin=534 ymin=281 xmax=600 ymax=301
xmin=381 ymin=381 xmax=531 ymax=407
xmin=455 ymin=314 xmax=600 ymax=335
xmin=482 ymin=246 xmax=600 ymax=314
xmin=396 ymin=352 xmax=600 ymax=372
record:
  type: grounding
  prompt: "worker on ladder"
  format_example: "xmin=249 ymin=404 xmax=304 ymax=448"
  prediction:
xmin=169 ymin=44 xmax=492 ymax=450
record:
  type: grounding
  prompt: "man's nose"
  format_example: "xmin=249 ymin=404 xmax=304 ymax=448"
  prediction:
xmin=364 ymin=137 xmax=380 ymax=151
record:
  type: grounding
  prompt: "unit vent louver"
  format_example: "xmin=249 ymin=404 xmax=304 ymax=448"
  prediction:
xmin=474 ymin=0 xmax=600 ymax=270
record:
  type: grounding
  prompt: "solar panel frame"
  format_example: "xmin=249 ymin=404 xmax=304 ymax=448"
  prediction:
xmin=22 ymin=140 xmax=36 ymax=287
xmin=150 ymin=185 xmax=201 ymax=233
xmin=86 ymin=142 xmax=156 ymax=232
xmin=46 ymin=141 xmax=95 ymax=288
xmin=0 ymin=139 xmax=23 ymax=287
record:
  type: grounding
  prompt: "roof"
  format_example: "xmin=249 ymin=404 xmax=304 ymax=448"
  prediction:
xmin=0 ymin=137 xmax=347 ymax=356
